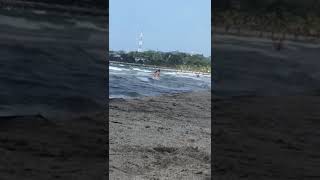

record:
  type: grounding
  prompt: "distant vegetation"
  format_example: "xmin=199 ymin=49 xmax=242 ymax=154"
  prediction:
xmin=214 ymin=0 xmax=320 ymax=39
xmin=109 ymin=50 xmax=211 ymax=73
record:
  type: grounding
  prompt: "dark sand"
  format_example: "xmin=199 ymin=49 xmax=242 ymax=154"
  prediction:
xmin=0 ymin=113 xmax=106 ymax=180
xmin=109 ymin=91 xmax=211 ymax=179
xmin=213 ymin=95 xmax=320 ymax=180
xmin=213 ymin=34 xmax=320 ymax=179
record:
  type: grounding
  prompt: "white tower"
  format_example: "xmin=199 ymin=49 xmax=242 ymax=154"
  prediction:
xmin=137 ymin=32 xmax=143 ymax=52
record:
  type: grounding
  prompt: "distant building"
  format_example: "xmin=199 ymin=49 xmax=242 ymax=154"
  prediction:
xmin=134 ymin=57 xmax=146 ymax=64
xmin=137 ymin=32 xmax=143 ymax=52
xmin=109 ymin=51 xmax=123 ymax=61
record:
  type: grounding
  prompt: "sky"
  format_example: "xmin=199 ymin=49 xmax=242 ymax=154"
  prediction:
xmin=109 ymin=0 xmax=211 ymax=57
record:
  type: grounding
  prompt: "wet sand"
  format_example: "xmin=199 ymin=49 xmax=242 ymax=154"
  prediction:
xmin=213 ymin=95 xmax=320 ymax=180
xmin=213 ymin=34 xmax=320 ymax=179
xmin=109 ymin=91 xmax=211 ymax=180
xmin=0 ymin=113 xmax=106 ymax=180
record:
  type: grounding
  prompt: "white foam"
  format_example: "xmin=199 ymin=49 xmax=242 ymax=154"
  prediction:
xmin=132 ymin=67 xmax=152 ymax=73
xmin=136 ymin=77 xmax=150 ymax=82
xmin=162 ymin=72 xmax=177 ymax=75
xmin=109 ymin=64 xmax=211 ymax=97
xmin=0 ymin=15 xmax=41 ymax=30
xmin=109 ymin=66 xmax=128 ymax=71
xmin=109 ymin=95 xmax=132 ymax=99
xmin=0 ymin=15 xmax=66 ymax=30
xmin=68 ymin=19 xmax=106 ymax=32
xmin=163 ymin=71 xmax=211 ymax=82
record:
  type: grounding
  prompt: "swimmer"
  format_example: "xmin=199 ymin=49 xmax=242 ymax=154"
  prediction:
xmin=153 ymin=69 xmax=160 ymax=80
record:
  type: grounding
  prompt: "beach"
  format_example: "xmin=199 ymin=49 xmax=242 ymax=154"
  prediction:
xmin=109 ymin=91 xmax=211 ymax=179
xmin=213 ymin=34 xmax=320 ymax=179
xmin=0 ymin=112 xmax=106 ymax=180
xmin=213 ymin=95 xmax=320 ymax=180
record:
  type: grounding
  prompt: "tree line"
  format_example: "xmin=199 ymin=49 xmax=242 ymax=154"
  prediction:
xmin=109 ymin=50 xmax=211 ymax=73
xmin=213 ymin=0 xmax=320 ymax=39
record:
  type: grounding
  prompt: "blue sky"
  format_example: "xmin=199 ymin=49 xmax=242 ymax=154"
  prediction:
xmin=109 ymin=0 xmax=211 ymax=57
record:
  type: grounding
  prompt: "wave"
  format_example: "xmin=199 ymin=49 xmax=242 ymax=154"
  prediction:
xmin=132 ymin=67 xmax=152 ymax=73
xmin=109 ymin=63 xmax=211 ymax=98
xmin=109 ymin=95 xmax=131 ymax=99
xmin=162 ymin=71 xmax=210 ymax=82
xmin=71 ymin=20 xmax=106 ymax=32
xmin=136 ymin=76 xmax=150 ymax=82
xmin=162 ymin=71 xmax=177 ymax=75
xmin=109 ymin=66 xmax=129 ymax=71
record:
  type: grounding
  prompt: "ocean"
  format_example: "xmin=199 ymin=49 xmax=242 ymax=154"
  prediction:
xmin=0 ymin=11 xmax=106 ymax=118
xmin=0 ymin=10 xmax=211 ymax=118
xmin=109 ymin=62 xmax=211 ymax=98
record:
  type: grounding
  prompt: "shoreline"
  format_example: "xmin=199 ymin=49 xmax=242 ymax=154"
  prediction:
xmin=109 ymin=90 xmax=212 ymax=100
xmin=213 ymin=33 xmax=320 ymax=48
xmin=110 ymin=61 xmax=212 ymax=76
xmin=213 ymin=27 xmax=320 ymax=45
xmin=109 ymin=91 xmax=211 ymax=179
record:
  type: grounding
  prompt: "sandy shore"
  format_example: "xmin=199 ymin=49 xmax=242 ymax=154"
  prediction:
xmin=0 ymin=112 xmax=106 ymax=179
xmin=213 ymin=95 xmax=320 ymax=179
xmin=109 ymin=91 xmax=211 ymax=180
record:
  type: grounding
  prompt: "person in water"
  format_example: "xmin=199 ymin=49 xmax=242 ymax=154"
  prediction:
xmin=153 ymin=69 xmax=160 ymax=79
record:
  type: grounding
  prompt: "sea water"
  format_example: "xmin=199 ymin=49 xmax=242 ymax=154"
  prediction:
xmin=109 ymin=62 xmax=211 ymax=99
xmin=0 ymin=13 xmax=106 ymax=117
